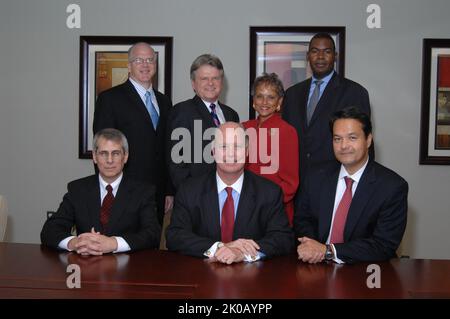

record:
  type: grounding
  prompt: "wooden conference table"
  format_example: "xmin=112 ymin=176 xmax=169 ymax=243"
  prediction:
xmin=0 ymin=243 xmax=449 ymax=299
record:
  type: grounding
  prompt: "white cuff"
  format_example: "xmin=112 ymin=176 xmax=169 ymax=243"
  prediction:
xmin=243 ymin=252 xmax=261 ymax=263
xmin=113 ymin=236 xmax=131 ymax=253
xmin=331 ymin=244 xmax=345 ymax=264
xmin=58 ymin=236 xmax=76 ymax=251
xmin=204 ymin=241 xmax=221 ymax=258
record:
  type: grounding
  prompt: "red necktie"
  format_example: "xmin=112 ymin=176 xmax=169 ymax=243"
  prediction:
xmin=210 ymin=103 xmax=221 ymax=127
xmin=100 ymin=184 xmax=114 ymax=232
xmin=330 ymin=177 xmax=354 ymax=244
xmin=221 ymin=187 xmax=235 ymax=243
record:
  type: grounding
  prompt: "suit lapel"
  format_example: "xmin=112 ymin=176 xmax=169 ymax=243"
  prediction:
xmin=299 ymin=78 xmax=311 ymax=130
xmin=124 ymin=80 xmax=154 ymax=127
xmin=193 ymin=95 xmax=216 ymax=128
xmin=155 ymin=91 xmax=167 ymax=136
xmin=87 ymin=176 xmax=102 ymax=232
xmin=106 ymin=175 xmax=131 ymax=234
xmin=233 ymin=172 xmax=256 ymax=239
xmin=318 ymin=168 xmax=339 ymax=242
xmin=344 ymin=161 xmax=377 ymax=240
xmin=220 ymin=103 xmax=234 ymax=122
xmin=202 ymin=173 xmax=222 ymax=240
xmin=309 ymin=73 xmax=340 ymax=127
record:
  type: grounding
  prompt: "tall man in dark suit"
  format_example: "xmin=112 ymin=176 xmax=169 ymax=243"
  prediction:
xmin=294 ymin=108 xmax=408 ymax=264
xmin=167 ymin=54 xmax=239 ymax=191
xmin=167 ymin=122 xmax=294 ymax=264
xmin=41 ymin=129 xmax=161 ymax=255
xmin=93 ymin=42 xmax=173 ymax=226
xmin=282 ymin=33 xmax=372 ymax=184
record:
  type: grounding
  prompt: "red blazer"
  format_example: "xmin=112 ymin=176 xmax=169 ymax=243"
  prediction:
xmin=243 ymin=114 xmax=299 ymax=225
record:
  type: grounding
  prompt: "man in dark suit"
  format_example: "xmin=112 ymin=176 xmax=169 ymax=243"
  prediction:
xmin=167 ymin=122 xmax=294 ymax=264
xmin=167 ymin=54 xmax=239 ymax=191
xmin=294 ymin=107 xmax=408 ymax=264
xmin=93 ymin=42 xmax=172 ymax=226
xmin=282 ymin=33 xmax=372 ymax=184
xmin=41 ymin=129 xmax=161 ymax=254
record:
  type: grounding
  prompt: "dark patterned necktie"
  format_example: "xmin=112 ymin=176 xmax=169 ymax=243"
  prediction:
xmin=100 ymin=184 xmax=114 ymax=232
xmin=210 ymin=103 xmax=221 ymax=127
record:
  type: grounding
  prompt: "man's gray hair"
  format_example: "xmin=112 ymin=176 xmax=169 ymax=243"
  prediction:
xmin=190 ymin=54 xmax=224 ymax=80
xmin=93 ymin=128 xmax=129 ymax=153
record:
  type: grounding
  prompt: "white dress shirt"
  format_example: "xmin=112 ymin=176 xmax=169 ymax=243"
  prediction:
xmin=326 ymin=159 xmax=369 ymax=263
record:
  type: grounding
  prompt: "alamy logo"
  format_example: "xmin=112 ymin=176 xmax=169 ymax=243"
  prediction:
xmin=66 ymin=264 xmax=81 ymax=289
xmin=66 ymin=4 xmax=81 ymax=29
xmin=170 ymin=121 xmax=280 ymax=174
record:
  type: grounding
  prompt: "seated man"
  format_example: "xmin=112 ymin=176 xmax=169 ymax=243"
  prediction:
xmin=41 ymin=128 xmax=161 ymax=255
xmin=166 ymin=122 xmax=294 ymax=264
xmin=294 ymin=107 xmax=408 ymax=264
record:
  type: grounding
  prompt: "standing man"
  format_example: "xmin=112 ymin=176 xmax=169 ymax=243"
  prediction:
xmin=294 ymin=108 xmax=408 ymax=264
xmin=93 ymin=42 xmax=173 ymax=226
xmin=282 ymin=33 xmax=372 ymax=184
xmin=41 ymin=128 xmax=161 ymax=254
xmin=167 ymin=54 xmax=239 ymax=191
xmin=166 ymin=122 xmax=294 ymax=264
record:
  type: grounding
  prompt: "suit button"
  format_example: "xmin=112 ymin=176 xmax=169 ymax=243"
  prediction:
xmin=306 ymin=153 xmax=311 ymax=158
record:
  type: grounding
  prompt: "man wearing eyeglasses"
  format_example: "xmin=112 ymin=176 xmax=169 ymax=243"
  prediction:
xmin=41 ymin=128 xmax=161 ymax=255
xmin=93 ymin=42 xmax=173 ymax=228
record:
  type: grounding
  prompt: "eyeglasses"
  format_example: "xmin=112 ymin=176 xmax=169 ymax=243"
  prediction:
xmin=96 ymin=150 xmax=124 ymax=160
xmin=130 ymin=57 xmax=156 ymax=65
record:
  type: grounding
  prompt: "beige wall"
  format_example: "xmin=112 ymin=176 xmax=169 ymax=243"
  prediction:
xmin=1 ymin=0 xmax=450 ymax=258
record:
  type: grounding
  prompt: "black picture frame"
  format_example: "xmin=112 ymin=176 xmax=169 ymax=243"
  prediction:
xmin=249 ymin=26 xmax=345 ymax=119
xmin=420 ymin=39 xmax=450 ymax=165
xmin=78 ymin=36 xmax=173 ymax=159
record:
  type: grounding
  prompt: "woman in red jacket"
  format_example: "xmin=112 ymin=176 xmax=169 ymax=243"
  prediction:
xmin=243 ymin=73 xmax=299 ymax=225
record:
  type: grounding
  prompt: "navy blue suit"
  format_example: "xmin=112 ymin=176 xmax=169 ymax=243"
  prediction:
xmin=282 ymin=73 xmax=372 ymax=184
xmin=294 ymin=161 xmax=408 ymax=263
xmin=166 ymin=170 xmax=294 ymax=258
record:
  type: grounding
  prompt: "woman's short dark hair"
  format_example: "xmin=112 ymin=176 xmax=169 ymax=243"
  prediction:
xmin=251 ymin=73 xmax=284 ymax=97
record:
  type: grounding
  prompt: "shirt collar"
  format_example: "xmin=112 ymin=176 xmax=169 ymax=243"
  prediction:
xmin=338 ymin=158 xmax=369 ymax=184
xmin=129 ymin=77 xmax=153 ymax=95
xmin=312 ymin=70 xmax=334 ymax=85
xmin=202 ymin=99 xmax=219 ymax=109
xmin=216 ymin=172 xmax=244 ymax=195
xmin=99 ymin=173 xmax=123 ymax=192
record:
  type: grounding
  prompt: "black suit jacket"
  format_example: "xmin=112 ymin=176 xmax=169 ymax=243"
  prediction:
xmin=93 ymin=79 xmax=172 ymax=223
xmin=282 ymin=73 xmax=371 ymax=183
xmin=40 ymin=175 xmax=161 ymax=251
xmin=293 ymin=161 xmax=408 ymax=263
xmin=166 ymin=170 xmax=294 ymax=258
xmin=167 ymin=95 xmax=239 ymax=191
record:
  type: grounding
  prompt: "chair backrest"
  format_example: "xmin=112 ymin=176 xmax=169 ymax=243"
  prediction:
xmin=0 ymin=195 xmax=8 ymax=241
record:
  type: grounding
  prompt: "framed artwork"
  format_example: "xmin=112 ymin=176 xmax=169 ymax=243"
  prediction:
xmin=249 ymin=26 xmax=345 ymax=118
xmin=420 ymin=38 xmax=450 ymax=164
xmin=78 ymin=36 xmax=173 ymax=159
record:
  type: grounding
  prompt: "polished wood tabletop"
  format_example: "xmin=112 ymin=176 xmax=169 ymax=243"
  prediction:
xmin=0 ymin=243 xmax=449 ymax=299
